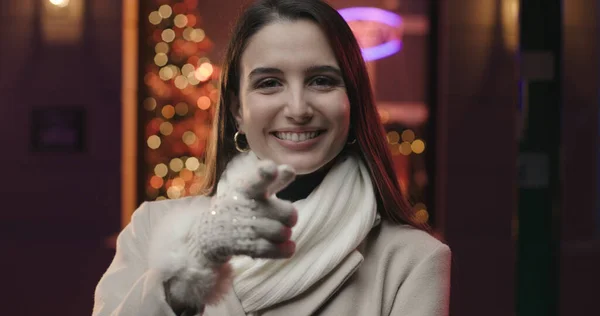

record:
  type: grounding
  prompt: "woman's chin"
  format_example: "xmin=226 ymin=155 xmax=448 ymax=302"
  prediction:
xmin=254 ymin=141 xmax=344 ymax=174
xmin=275 ymin=154 xmax=338 ymax=175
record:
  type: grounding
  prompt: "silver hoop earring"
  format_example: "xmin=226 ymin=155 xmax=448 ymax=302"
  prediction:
xmin=347 ymin=138 xmax=357 ymax=145
xmin=234 ymin=131 xmax=250 ymax=152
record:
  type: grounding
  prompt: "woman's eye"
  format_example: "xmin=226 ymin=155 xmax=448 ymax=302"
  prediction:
xmin=256 ymin=79 xmax=281 ymax=89
xmin=310 ymin=76 xmax=341 ymax=88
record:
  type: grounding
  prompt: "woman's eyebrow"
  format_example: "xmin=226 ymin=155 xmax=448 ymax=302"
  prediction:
xmin=248 ymin=67 xmax=283 ymax=80
xmin=247 ymin=65 xmax=342 ymax=79
xmin=305 ymin=65 xmax=342 ymax=76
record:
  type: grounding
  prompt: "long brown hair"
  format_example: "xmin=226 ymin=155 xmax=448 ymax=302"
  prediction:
xmin=201 ymin=0 xmax=429 ymax=231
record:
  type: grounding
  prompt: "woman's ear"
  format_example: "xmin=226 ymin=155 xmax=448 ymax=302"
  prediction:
xmin=230 ymin=95 xmax=244 ymax=132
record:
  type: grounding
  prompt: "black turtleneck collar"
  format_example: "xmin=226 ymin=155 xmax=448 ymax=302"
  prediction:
xmin=276 ymin=167 xmax=328 ymax=202
xmin=275 ymin=156 xmax=342 ymax=202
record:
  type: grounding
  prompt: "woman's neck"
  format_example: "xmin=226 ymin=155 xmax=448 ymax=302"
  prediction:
xmin=276 ymin=161 xmax=335 ymax=202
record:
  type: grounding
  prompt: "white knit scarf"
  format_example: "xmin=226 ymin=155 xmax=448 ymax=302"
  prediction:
xmin=217 ymin=152 xmax=378 ymax=313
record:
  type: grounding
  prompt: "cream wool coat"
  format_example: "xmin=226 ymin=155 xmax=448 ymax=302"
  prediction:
xmin=93 ymin=195 xmax=451 ymax=316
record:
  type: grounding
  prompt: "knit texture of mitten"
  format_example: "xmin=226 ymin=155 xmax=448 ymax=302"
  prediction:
xmin=149 ymin=157 xmax=297 ymax=312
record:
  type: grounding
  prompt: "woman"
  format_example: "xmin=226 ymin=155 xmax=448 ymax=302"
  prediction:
xmin=93 ymin=0 xmax=451 ymax=315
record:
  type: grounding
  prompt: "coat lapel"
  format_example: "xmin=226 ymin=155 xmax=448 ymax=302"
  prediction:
xmin=204 ymin=250 xmax=364 ymax=316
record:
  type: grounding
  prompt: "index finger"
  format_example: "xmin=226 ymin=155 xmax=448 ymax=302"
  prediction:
xmin=239 ymin=160 xmax=279 ymax=200
xmin=267 ymin=164 xmax=296 ymax=197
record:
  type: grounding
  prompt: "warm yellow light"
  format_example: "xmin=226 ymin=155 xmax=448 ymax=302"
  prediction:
xmin=197 ymin=57 xmax=211 ymax=66
xmin=166 ymin=186 xmax=182 ymax=199
xmin=147 ymin=135 xmax=161 ymax=149
xmin=414 ymin=209 xmax=429 ymax=224
xmin=182 ymin=27 xmax=193 ymax=41
xmin=501 ymin=0 xmax=520 ymax=53
xmin=190 ymin=29 xmax=206 ymax=42
xmin=185 ymin=157 xmax=201 ymax=171
xmin=170 ymin=158 xmax=184 ymax=172
xmin=201 ymin=62 xmax=213 ymax=73
xmin=378 ymin=109 xmax=390 ymax=124
xmin=155 ymin=42 xmax=169 ymax=54
xmin=148 ymin=11 xmax=162 ymax=25
xmin=181 ymin=64 xmax=195 ymax=77
xmin=158 ymin=5 xmax=173 ymax=19
xmin=161 ymin=29 xmax=176 ymax=43
xmin=154 ymin=163 xmax=169 ymax=177
xmin=187 ymin=74 xmax=200 ymax=85
xmin=197 ymin=96 xmax=211 ymax=110
xmin=174 ymin=76 xmax=189 ymax=89
xmin=168 ymin=65 xmax=180 ymax=76
xmin=174 ymin=14 xmax=188 ymax=28
xmin=159 ymin=122 xmax=173 ymax=136
xmin=154 ymin=53 xmax=168 ymax=67
xmin=49 ymin=0 xmax=70 ymax=8
xmin=401 ymin=129 xmax=415 ymax=142
xmin=159 ymin=66 xmax=174 ymax=81
xmin=386 ymin=131 xmax=400 ymax=144
xmin=195 ymin=63 xmax=213 ymax=81
xmin=182 ymin=131 xmax=197 ymax=145
xmin=411 ymin=139 xmax=426 ymax=154
xmin=161 ymin=105 xmax=175 ymax=119
xmin=399 ymin=141 xmax=412 ymax=155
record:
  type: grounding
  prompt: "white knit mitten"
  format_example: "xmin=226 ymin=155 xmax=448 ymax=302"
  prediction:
xmin=153 ymin=159 xmax=298 ymax=313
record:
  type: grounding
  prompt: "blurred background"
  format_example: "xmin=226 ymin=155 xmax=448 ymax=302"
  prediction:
xmin=0 ymin=0 xmax=597 ymax=315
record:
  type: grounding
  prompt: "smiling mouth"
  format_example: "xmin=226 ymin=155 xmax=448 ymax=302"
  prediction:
xmin=272 ymin=131 xmax=324 ymax=142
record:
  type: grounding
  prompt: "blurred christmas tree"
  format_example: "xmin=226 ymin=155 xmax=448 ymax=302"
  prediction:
xmin=141 ymin=0 xmax=220 ymax=201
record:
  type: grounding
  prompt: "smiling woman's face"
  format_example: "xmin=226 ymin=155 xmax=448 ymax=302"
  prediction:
xmin=235 ymin=19 xmax=351 ymax=174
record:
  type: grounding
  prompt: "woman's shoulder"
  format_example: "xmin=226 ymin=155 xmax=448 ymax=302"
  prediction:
xmin=370 ymin=220 xmax=450 ymax=263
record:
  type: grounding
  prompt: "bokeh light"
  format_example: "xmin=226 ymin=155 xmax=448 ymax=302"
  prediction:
xmin=161 ymin=29 xmax=176 ymax=42
xmin=401 ymin=129 xmax=415 ymax=142
xmin=148 ymin=11 xmax=162 ymax=25
xmin=161 ymin=105 xmax=175 ymax=119
xmin=174 ymin=14 xmax=188 ymax=28
xmin=386 ymin=131 xmax=400 ymax=144
xmin=399 ymin=141 xmax=412 ymax=155
xmin=169 ymin=158 xmax=184 ymax=172
xmin=159 ymin=122 xmax=174 ymax=136
xmin=185 ymin=157 xmax=200 ymax=171
xmin=411 ymin=139 xmax=426 ymax=154
xmin=196 ymin=96 xmax=211 ymax=110
xmin=158 ymin=5 xmax=173 ymax=18
xmin=147 ymin=135 xmax=161 ymax=149
xmin=154 ymin=163 xmax=169 ymax=178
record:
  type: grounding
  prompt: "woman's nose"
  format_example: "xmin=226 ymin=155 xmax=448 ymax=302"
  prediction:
xmin=284 ymin=90 xmax=313 ymax=123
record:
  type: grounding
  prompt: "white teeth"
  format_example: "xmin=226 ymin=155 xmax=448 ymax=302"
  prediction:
xmin=275 ymin=131 xmax=320 ymax=142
